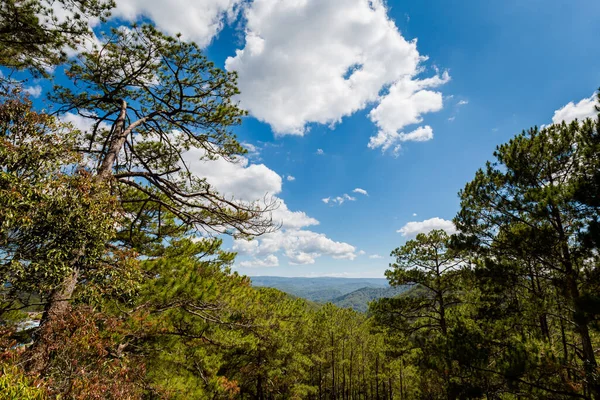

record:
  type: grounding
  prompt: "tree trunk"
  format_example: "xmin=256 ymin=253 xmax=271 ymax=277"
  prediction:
xmin=551 ymin=204 xmax=599 ymax=397
xmin=25 ymin=101 xmax=128 ymax=375
xmin=25 ymin=269 xmax=79 ymax=374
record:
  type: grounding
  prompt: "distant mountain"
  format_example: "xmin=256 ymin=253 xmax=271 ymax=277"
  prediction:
xmin=331 ymin=286 xmax=410 ymax=312
xmin=249 ymin=276 xmax=406 ymax=312
xmin=250 ymin=276 xmax=388 ymax=301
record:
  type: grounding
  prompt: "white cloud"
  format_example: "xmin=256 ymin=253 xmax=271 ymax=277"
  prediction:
xmin=457 ymin=99 xmax=468 ymax=106
xmin=323 ymin=193 xmax=356 ymax=206
xmin=412 ymin=213 xmax=417 ymax=217
xmin=225 ymin=0 xmax=447 ymax=138
xmin=183 ymin=148 xmax=355 ymax=265
xmin=286 ymin=175 xmax=295 ymax=181
xmin=271 ymin=201 xmax=319 ymax=230
xmin=358 ymin=250 xmax=366 ymax=256
xmin=316 ymin=149 xmax=325 ymax=155
xmin=185 ymin=147 xmax=282 ymax=202
xmin=368 ymin=125 xmax=434 ymax=156
xmin=369 ymin=254 xmax=383 ymax=259
xmin=397 ymin=217 xmax=457 ymax=237
xmin=239 ymin=254 xmax=279 ymax=268
xmin=113 ymin=0 xmax=242 ymax=48
xmin=353 ymin=188 xmax=368 ymax=196
xmin=24 ymin=85 xmax=42 ymax=98
xmin=241 ymin=141 xmax=261 ymax=159
xmin=367 ymin=71 xmax=449 ymax=154
xmin=448 ymin=116 xmax=455 ymax=122
xmin=184 ymin=148 xmax=319 ymax=230
xmin=60 ymin=112 xmax=110 ymax=133
xmin=551 ymin=95 xmax=598 ymax=125
xmin=234 ymin=229 xmax=357 ymax=265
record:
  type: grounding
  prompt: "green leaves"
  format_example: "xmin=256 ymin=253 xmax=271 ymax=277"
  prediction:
xmin=0 ymin=95 xmax=139 ymax=310
xmin=0 ymin=0 xmax=115 ymax=76
xmin=52 ymin=23 xmax=275 ymax=247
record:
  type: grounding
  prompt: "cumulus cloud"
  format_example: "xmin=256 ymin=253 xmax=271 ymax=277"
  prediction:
xmin=316 ymin=149 xmax=325 ymax=155
xmin=238 ymin=254 xmax=279 ymax=268
xmin=368 ymin=125 xmax=433 ymax=156
xmin=367 ymin=71 xmax=449 ymax=154
xmin=353 ymin=188 xmax=368 ymax=196
xmin=271 ymin=202 xmax=319 ymax=230
xmin=551 ymin=95 xmax=598 ymax=125
xmin=185 ymin=147 xmax=282 ymax=202
xmin=182 ymin=148 xmax=355 ymax=265
xmin=457 ymin=99 xmax=468 ymax=106
xmin=397 ymin=217 xmax=457 ymax=237
xmin=113 ymin=0 xmax=242 ymax=47
xmin=241 ymin=141 xmax=261 ymax=159
xmin=225 ymin=0 xmax=448 ymax=138
xmin=286 ymin=175 xmax=295 ymax=181
xmin=24 ymin=85 xmax=42 ymax=98
xmin=322 ymin=193 xmax=356 ymax=206
xmin=234 ymin=229 xmax=357 ymax=265
xmin=183 ymin=148 xmax=319 ymax=230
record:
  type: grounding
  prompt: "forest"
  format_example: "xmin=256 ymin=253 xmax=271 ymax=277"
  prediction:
xmin=1 ymin=0 xmax=600 ymax=399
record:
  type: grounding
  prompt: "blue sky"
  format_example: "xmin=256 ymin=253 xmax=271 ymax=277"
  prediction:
xmin=19 ymin=0 xmax=600 ymax=277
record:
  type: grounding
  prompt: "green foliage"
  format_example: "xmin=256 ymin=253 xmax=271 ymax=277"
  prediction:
xmin=0 ymin=0 xmax=114 ymax=76
xmin=52 ymin=24 xmax=275 ymax=248
xmin=2 ymin=3 xmax=600 ymax=398
xmin=0 ymin=364 xmax=47 ymax=399
xmin=0 ymin=95 xmax=140 ymax=311
xmin=370 ymin=90 xmax=600 ymax=399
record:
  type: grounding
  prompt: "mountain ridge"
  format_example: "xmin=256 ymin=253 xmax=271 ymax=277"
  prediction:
xmin=249 ymin=276 xmax=407 ymax=312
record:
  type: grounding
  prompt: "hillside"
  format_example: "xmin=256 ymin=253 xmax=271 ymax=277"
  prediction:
xmin=330 ymin=285 xmax=411 ymax=312
xmin=249 ymin=276 xmax=389 ymax=302
xmin=249 ymin=276 xmax=409 ymax=312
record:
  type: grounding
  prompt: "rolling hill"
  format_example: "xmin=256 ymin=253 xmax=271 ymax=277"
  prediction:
xmin=249 ymin=276 xmax=409 ymax=312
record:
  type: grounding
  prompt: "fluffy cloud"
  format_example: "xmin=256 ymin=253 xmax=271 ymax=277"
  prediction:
xmin=184 ymin=147 xmax=282 ymax=202
xmin=368 ymin=125 xmax=433 ymax=156
xmin=457 ymin=99 xmax=468 ymax=106
xmin=113 ymin=0 xmax=242 ymax=47
xmin=316 ymin=149 xmax=325 ymax=155
xmin=397 ymin=217 xmax=457 ymax=237
xmin=271 ymin=202 xmax=319 ymax=230
xmin=367 ymin=71 xmax=449 ymax=155
xmin=225 ymin=0 xmax=448 ymax=138
xmin=241 ymin=141 xmax=261 ymax=159
xmin=238 ymin=254 xmax=279 ymax=268
xmin=24 ymin=85 xmax=42 ymax=98
xmin=353 ymin=188 xmax=368 ymax=196
xmin=182 ymin=149 xmax=355 ymax=265
xmin=322 ymin=194 xmax=356 ymax=206
xmin=184 ymin=148 xmax=319 ymax=230
xmin=234 ymin=229 xmax=357 ymax=265
xmin=551 ymin=95 xmax=598 ymax=125
xmin=286 ymin=175 xmax=295 ymax=181
xmin=60 ymin=112 xmax=110 ymax=134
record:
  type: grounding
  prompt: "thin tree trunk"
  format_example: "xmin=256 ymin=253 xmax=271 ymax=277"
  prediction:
xmin=550 ymin=202 xmax=599 ymax=397
xmin=26 ymin=100 xmax=129 ymax=375
xmin=25 ymin=269 xmax=79 ymax=374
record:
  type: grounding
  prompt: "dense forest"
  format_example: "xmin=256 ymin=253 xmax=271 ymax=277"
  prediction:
xmin=1 ymin=1 xmax=600 ymax=399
